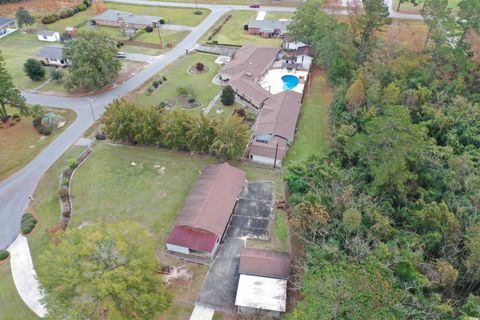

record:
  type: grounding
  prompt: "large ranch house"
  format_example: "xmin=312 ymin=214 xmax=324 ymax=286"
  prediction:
xmin=219 ymin=43 xmax=314 ymax=167
xmin=246 ymin=19 xmax=292 ymax=38
xmin=166 ymin=163 xmax=246 ymax=260
xmin=92 ymin=9 xmax=163 ymax=29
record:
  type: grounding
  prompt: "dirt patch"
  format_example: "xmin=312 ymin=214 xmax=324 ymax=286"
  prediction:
xmin=0 ymin=0 xmax=82 ymax=17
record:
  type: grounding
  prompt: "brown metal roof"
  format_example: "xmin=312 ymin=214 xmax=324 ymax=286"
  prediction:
xmin=229 ymin=74 xmax=271 ymax=107
xmin=220 ymin=44 xmax=280 ymax=80
xmin=295 ymin=46 xmax=315 ymax=58
xmin=174 ymin=163 xmax=246 ymax=237
xmin=255 ymin=90 xmax=303 ymax=142
xmin=239 ymin=248 xmax=291 ymax=279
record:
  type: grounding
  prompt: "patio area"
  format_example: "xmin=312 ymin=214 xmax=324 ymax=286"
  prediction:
xmin=259 ymin=68 xmax=309 ymax=95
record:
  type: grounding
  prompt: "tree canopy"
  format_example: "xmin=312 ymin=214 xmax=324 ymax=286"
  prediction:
xmin=37 ymin=221 xmax=171 ymax=320
xmin=0 ymin=52 xmax=27 ymax=121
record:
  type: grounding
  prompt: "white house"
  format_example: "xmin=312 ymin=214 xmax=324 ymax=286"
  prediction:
xmin=295 ymin=46 xmax=315 ymax=70
xmin=37 ymin=30 xmax=60 ymax=42
xmin=282 ymin=37 xmax=307 ymax=51
xmin=0 ymin=17 xmax=18 ymax=39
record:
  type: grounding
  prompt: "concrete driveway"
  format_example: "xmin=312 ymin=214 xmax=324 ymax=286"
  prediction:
xmin=195 ymin=181 xmax=275 ymax=312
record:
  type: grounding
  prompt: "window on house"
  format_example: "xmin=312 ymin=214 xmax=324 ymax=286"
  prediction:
xmin=43 ymin=36 xmax=47 ymax=40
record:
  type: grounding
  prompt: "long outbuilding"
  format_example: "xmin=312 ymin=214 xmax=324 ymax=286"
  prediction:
xmin=166 ymin=163 xmax=246 ymax=259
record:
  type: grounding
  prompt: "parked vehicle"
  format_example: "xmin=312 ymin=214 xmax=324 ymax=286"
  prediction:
xmin=116 ymin=52 xmax=127 ymax=58
xmin=249 ymin=4 xmax=260 ymax=8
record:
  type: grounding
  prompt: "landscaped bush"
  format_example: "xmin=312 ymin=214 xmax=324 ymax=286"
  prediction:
xmin=21 ymin=213 xmax=37 ymax=235
xmin=194 ymin=10 xmax=203 ymax=15
xmin=221 ymin=85 xmax=235 ymax=106
xmin=42 ymin=14 xmax=60 ymax=24
xmin=145 ymin=25 xmax=153 ymax=32
xmin=0 ymin=250 xmax=9 ymax=261
xmin=76 ymin=3 xmax=87 ymax=11
xmin=195 ymin=62 xmax=204 ymax=71
xmin=12 ymin=114 xmax=21 ymax=122
xmin=33 ymin=118 xmax=52 ymax=135
xmin=58 ymin=187 xmax=69 ymax=200
xmin=59 ymin=8 xmax=75 ymax=19
xmin=162 ymin=76 xmax=167 ymax=81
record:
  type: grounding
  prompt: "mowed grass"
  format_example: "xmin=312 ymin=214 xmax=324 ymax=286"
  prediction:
xmin=145 ymin=0 xmax=300 ymax=7
xmin=265 ymin=11 xmax=294 ymax=20
xmin=286 ymin=67 xmax=332 ymax=163
xmin=133 ymin=52 xmax=221 ymax=109
xmin=0 ymin=263 xmax=39 ymax=320
xmin=0 ymin=107 xmax=76 ymax=181
xmin=206 ymin=11 xmax=284 ymax=46
xmin=393 ymin=0 xmax=460 ymax=13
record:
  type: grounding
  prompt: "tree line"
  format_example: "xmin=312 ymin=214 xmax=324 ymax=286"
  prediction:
xmin=286 ymin=0 xmax=480 ymax=318
xmin=102 ymin=99 xmax=250 ymax=160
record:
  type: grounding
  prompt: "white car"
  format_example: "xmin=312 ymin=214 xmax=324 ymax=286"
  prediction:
xmin=116 ymin=52 xmax=127 ymax=58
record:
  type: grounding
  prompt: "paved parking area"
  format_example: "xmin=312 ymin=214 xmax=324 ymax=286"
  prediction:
xmin=195 ymin=181 xmax=274 ymax=312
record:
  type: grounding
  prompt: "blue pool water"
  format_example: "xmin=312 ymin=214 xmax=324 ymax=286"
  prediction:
xmin=281 ymin=75 xmax=299 ymax=90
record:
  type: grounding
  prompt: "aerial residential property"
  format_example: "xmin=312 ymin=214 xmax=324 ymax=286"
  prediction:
xmin=1 ymin=0 xmax=478 ymax=319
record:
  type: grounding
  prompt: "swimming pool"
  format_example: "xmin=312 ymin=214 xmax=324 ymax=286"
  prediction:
xmin=281 ymin=75 xmax=299 ymax=90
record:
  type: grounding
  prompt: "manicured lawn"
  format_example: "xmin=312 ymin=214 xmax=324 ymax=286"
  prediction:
xmin=393 ymin=0 xmax=459 ymax=13
xmin=146 ymin=0 xmax=300 ymax=7
xmin=134 ymin=52 xmax=222 ymax=110
xmin=205 ymin=11 xmax=284 ymax=46
xmin=285 ymin=67 xmax=332 ymax=163
xmin=104 ymin=2 xmax=210 ymax=26
xmin=0 ymin=263 xmax=39 ymax=320
xmin=265 ymin=11 xmax=294 ymax=20
xmin=0 ymin=107 xmax=76 ymax=181
xmin=0 ymin=32 xmax=49 ymax=90
xmin=136 ymin=29 xmax=189 ymax=46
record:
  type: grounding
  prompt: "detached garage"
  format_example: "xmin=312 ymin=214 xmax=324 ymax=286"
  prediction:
xmin=166 ymin=163 xmax=246 ymax=259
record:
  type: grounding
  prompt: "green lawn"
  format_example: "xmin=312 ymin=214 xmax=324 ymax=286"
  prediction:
xmin=135 ymin=29 xmax=189 ymax=46
xmin=205 ymin=11 xmax=284 ymax=46
xmin=393 ymin=0 xmax=459 ymax=13
xmin=285 ymin=68 xmax=332 ymax=163
xmin=265 ymin=12 xmax=294 ymax=20
xmin=145 ymin=0 xmax=300 ymax=7
xmin=134 ymin=52 xmax=222 ymax=110
xmin=0 ymin=263 xmax=39 ymax=320
xmin=0 ymin=107 xmax=76 ymax=181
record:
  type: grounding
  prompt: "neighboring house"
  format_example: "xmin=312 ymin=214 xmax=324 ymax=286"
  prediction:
xmin=235 ymin=248 xmax=291 ymax=318
xmin=37 ymin=30 xmax=61 ymax=42
xmin=92 ymin=9 xmax=162 ymax=29
xmin=249 ymin=90 xmax=302 ymax=167
xmin=64 ymin=26 xmax=78 ymax=38
xmin=282 ymin=37 xmax=307 ymax=51
xmin=295 ymin=46 xmax=315 ymax=70
xmin=166 ymin=163 xmax=246 ymax=260
xmin=219 ymin=44 xmax=280 ymax=108
xmin=0 ymin=17 xmax=18 ymax=39
xmin=37 ymin=45 xmax=68 ymax=67
xmin=247 ymin=19 xmax=292 ymax=38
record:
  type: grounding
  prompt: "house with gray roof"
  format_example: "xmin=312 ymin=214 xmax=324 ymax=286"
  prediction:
xmin=92 ymin=9 xmax=163 ymax=29
xmin=247 ymin=19 xmax=292 ymax=38
xmin=37 ymin=45 xmax=68 ymax=67
xmin=0 ymin=17 xmax=18 ymax=39
xmin=37 ymin=30 xmax=60 ymax=42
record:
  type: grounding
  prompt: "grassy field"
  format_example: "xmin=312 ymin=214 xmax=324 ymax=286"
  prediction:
xmin=205 ymin=11 xmax=285 ymax=46
xmin=133 ymin=52 xmax=222 ymax=110
xmin=0 ymin=263 xmax=40 ymax=320
xmin=393 ymin=0 xmax=459 ymax=13
xmin=265 ymin=11 xmax=294 ymax=20
xmin=146 ymin=0 xmax=301 ymax=7
xmin=0 ymin=107 xmax=76 ymax=181
xmin=285 ymin=67 xmax=332 ymax=163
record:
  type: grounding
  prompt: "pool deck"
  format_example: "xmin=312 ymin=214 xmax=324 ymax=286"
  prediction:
xmin=259 ymin=68 xmax=308 ymax=95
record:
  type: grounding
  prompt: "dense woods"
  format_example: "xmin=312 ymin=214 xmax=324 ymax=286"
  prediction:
xmin=287 ymin=0 xmax=480 ymax=318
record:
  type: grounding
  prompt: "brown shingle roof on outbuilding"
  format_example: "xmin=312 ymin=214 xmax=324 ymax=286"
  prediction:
xmin=174 ymin=163 xmax=246 ymax=238
xmin=239 ymin=247 xmax=291 ymax=279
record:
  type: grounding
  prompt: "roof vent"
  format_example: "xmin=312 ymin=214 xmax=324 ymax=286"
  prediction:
xmin=245 ymin=71 xmax=252 ymax=77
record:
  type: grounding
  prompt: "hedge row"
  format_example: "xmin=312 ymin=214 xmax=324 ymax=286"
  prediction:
xmin=0 ymin=250 xmax=9 ymax=261
xmin=21 ymin=213 xmax=37 ymax=235
xmin=42 ymin=0 xmax=91 ymax=25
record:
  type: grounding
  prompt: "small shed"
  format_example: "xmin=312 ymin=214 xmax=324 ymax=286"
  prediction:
xmin=0 ymin=17 xmax=18 ymax=39
xmin=295 ymin=46 xmax=315 ymax=70
xmin=37 ymin=30 xmax=60 ymax=42
xmin=235 ymin=248 xmax=291 ymax=318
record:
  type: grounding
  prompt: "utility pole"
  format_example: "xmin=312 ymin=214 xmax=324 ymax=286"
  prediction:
xmin=273 ymin=141 xmax=279 ymax=169
xmin=85 ymin=98 xmax=99 ymax=137
xmin=156 ymin=27 xmax=163 ymax=48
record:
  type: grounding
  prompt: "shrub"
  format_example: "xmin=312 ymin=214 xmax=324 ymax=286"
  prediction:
xmin=83 ymin=0 xmax=92 ymax=7
xmin=50 ymin=68 xmax=64 ymax=81
xmin=59 ymin=9 xmax=75 ymax=19
xmin=246 ymin=111 xmax=256 ymax=122
xmin=194 ymin=10 xmax=203 ymax=15
xmin=212 ymin=40 xmax=218 ymax=44
xmin=221 ymin=85 xmax=235 ymax=106
xmin=0 ymin=250 xmax=9 ymax=261
xmin=21 ymin=213 xmax=37 ymax=235
xmin=58 ymin=187 xmax=69 ymax=200
xmin=62 ymin=209 xmax=71 ymax=219
xmin=195 ymin=62 xmax=205 ymax=71
xmin=12 ymin=113 xmax=21 ymax=120
xmin=162 ymin=76 xmax=167 ymax=81
xmin=24 ymin=58 xmax=46 ymax=81
xmin=145 ymin=25 xmax=153 ymax=32
xmin=177 ymin=87 xmax=191 ymax=96
xmin=77 ymin=3 xmax=87 ymax=11
xmin=68 ymin=158 xmax=77 ymax=169
xmin=187 ymin=96 xmax=196 ymax=104
xmin=243 ymin=24 xmax=249 ymax=31
xmin=233 ymin=107 xmax=246 ymax=119
xmin=42 ymin=14 xmax=60 ymax=24
xmin=159 ymin=18 xmax=165 ymax=25
xmin=153 ymin=80 xmax=160 ymax=88
xmin=22 ymin=226 xmax=33 ymax=234
xmin=62 ymin=177 xmax=69 ymax=186
xmin=146 ymin=87 xmax=154 ymax=95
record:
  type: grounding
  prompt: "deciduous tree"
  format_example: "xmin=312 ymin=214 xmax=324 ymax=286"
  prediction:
xmin=15 ymin=7 xmax=35 ymax=29
xmin=0 ymin=52 xmax=27 ymax=121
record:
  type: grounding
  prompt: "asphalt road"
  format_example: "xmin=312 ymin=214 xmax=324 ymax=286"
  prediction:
xmin=0 ymin=0 xmax=422 ymax=250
